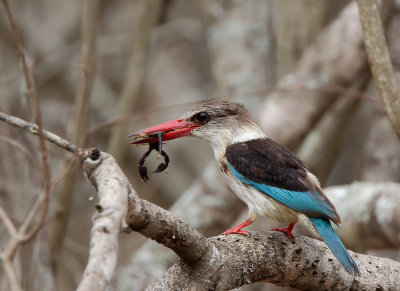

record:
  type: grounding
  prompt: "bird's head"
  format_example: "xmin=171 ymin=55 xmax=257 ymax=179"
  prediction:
xmin=130 ymin=101 xmax=265 ymax=149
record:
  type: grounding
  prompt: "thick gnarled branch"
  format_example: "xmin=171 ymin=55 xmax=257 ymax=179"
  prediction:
xmin=149 ymin=232 xmax=400 ymax=291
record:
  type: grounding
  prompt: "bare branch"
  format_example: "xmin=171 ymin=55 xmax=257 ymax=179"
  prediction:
xmin=149 ymin=232 xmax=400 ymax=291
xmin=126 ymin=199 xmax=209 ymax=264
xmin=0 ymin=205 xmax=17 ymax=238
xmin=0 ymin=256 xmax=23 ymax=291
xmin=357 ymin=0 xmax=400 ymax=139
xmin=77 ymin=151 xmax=128 ymax=291
xmin=0 ymin=111 xmax=83 ymax=158
xmin=78 ymin=150 xmax=209 ymax=289
xmin=116 ymin=164 xmax=239 ymax=290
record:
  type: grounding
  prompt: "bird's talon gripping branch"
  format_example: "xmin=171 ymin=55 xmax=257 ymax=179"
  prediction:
xmin=223 ymin=229 xmax=249 ymax=236
xmin=272 ymin=223 xmax=295 ymax=239
xmin=223 ymin=220 xmax=253 ymax=237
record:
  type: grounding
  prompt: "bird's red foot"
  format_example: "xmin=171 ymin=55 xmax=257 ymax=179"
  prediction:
xmin=272 ymin=223 xmax=295 ymax=239
xmin=223 ymin=220 xmax=254 ymax=237
xmin=223 ymin=228 xmax=249 ymax=236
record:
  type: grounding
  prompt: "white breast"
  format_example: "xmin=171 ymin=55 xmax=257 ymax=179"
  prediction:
xmin=218 ymin=158 xmax=300 ymax=224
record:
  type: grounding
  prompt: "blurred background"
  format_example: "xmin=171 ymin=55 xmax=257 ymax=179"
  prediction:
xmin=0 ymin=0 xmax=399 ymax=290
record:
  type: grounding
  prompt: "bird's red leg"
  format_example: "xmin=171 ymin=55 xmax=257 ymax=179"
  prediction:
xmin=223 ymin=220 xmax=254 ymax=236
xmin=272 ymin=223 xmax=296 ymax=239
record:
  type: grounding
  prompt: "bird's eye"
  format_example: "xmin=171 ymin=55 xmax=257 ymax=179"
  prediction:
xmin=192 ymin=112 xmax=210 ymax=125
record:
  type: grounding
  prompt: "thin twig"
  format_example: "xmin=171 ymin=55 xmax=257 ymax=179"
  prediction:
xmin=0 ymin=205 xmax=18 ymax=238
xmin=0 ymin=112 xmax=83 ymax=158
xmin=0 ymin=256 xmax=23 ymax=291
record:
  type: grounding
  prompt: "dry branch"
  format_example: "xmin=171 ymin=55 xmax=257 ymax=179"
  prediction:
xmin=0 ymin=112 xmax=83 ymax=158
xmin=149 ymin=232 xmax=400 ymax=291
xmin=116 ymin=164 xmax=242 ymax=290
xmin=78 ymin=151 xmax=210 ymax=289
xmin=357 ymin=0 xmax=400 ymax=139
xmin=77 ymin=152 xmax=129 ymax=291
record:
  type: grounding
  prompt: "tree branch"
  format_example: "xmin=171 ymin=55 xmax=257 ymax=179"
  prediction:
xmin=357 ymin=0 xmax=400 ymax=139
xmin=77 ymin=151 xmax=128 ymax=291
xmin=126 ymin=197 xmax=209 ymax=264
xmin=149 ymin=232 xmax=400 ymax=291
xmin=0 ymin=111 xmax=83 ymax=158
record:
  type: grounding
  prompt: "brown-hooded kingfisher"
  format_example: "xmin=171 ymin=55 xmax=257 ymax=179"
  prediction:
xmin=129 ymin=101 xmax=360 ymax=276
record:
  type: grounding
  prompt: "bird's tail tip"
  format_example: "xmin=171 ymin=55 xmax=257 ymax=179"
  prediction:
xmin=309 ymin=217 xmax=361 ymax=276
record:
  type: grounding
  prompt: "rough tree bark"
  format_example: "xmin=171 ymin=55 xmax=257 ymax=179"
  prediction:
xmin=76 ymin=151 xmax=128 ymax=291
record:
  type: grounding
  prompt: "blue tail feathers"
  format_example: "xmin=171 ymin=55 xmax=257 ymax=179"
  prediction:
xmin=309 ymin=217 xmax=360 ymax=276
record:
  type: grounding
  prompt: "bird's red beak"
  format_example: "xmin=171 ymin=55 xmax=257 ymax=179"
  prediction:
xmin=129 ymin=119 xmax=199 ymax=144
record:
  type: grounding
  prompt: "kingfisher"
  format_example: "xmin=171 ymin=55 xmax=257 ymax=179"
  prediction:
xmin=129 ymin=101 xmax=360 ymax=276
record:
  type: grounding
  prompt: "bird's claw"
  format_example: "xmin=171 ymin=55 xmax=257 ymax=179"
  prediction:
xmin=223 ymin=229 xmax=249 ymax=237
xmin=272 ymin=224 xmax=295 ymax=240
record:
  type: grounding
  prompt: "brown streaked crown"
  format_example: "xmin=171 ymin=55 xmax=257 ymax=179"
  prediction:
xmin=182 ymin=101 xmax=253 ymax=124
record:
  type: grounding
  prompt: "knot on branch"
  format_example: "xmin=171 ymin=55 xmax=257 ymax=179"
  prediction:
xmin=83 ymin=148 xmax=101 ymax=166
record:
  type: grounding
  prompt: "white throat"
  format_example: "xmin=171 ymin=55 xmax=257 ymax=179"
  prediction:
xmin=209 ymin=125 xmax=266 ymax=162
xmin=232 ymin=127 xmax=266 ymax=143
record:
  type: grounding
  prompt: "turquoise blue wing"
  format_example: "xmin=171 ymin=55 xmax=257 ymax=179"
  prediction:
xmin=228 ymin=163 xmax=338 ymax=222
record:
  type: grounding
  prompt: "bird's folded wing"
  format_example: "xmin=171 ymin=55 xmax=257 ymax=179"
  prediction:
xmin=225 ymin=138 xmax=340 ymax=224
